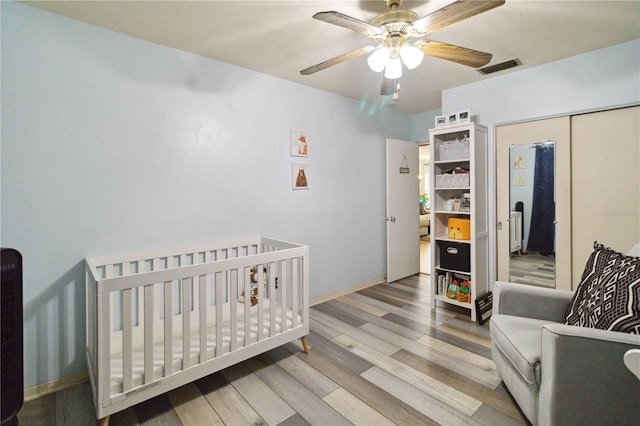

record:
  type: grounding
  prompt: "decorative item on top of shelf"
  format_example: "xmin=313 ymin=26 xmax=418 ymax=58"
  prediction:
xmin=456 ymin=280 xmax=471 ymax=303
xmin=438 ymin=133 xmax=470 ymax=161
xmin=447 ymin=113 xmax=457 ymax=125
xmin=459 ymin=193 xmax=471 ymax=212
xmin=457 ymin=110 xmax=471 ymax=124
xmin=435 ymin=115 xmax=447 ymax=128
xmin=447 ymin=281 xmax=458 ymax=299
xmin=445 ymin=198 xmax=455 ymax=211
xmin=290 ymin=129 xmax=308 ymax=157
xmin=448 ymin=217 xmax=471 ymax=240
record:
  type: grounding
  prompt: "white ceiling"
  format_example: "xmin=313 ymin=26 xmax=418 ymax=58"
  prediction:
xmin=23 ymin=1 xmax=640 ymax=114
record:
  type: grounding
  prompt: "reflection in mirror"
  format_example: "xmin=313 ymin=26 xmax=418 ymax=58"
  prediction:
xmin=509 ymin=141 xmax=556 ymax=287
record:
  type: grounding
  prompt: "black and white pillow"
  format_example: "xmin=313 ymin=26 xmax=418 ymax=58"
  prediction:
xmin=564 ymin=242 xmax=640 ymax=334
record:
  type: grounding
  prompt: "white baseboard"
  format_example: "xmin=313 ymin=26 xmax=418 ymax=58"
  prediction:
xmin=310 ymin=277 xmax=385 ymax=306
xmin=23 ymin=277 xmax=386 ymax=402
xmin=24 ymin=370 xmax=89 ymax=402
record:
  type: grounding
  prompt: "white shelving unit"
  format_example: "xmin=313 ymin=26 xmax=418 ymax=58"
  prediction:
xmin=429 ymin=123 xmax=488 ymax=322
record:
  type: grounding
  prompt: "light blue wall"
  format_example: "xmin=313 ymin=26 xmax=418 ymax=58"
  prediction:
xmin=411 ymin=109 xmax=442 ymax=142
xmin=439 ymin=39 xmax=640 ymax=288
xmin=1 ymin=1 xmax=411 ymax=387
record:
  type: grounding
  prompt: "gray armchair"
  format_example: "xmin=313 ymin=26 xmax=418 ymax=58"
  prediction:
xmin=490 ymin=281 xmax=640 ymax=425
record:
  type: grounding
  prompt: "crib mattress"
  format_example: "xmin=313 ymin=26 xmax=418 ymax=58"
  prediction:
xmin=109 ymin=300 xmax=300 ymax=396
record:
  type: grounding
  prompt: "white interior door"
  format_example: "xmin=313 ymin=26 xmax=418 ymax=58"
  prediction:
xmin=386 ymin=138 xmax=419 ymax=283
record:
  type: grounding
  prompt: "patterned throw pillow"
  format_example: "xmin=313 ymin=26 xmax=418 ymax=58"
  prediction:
xmin=564 ymin=242 xmax=640 ymax=334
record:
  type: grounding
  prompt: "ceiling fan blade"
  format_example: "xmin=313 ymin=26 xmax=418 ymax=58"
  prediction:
xmin=418 ymin=40 xmax=492 ymax=68
xmin=412 ymin=0 xmax=505 ymax=35
xmin=313 ymin=11 xmax=384 ymax=37
xmin=300 ymin=46 xmax=375 ymax=75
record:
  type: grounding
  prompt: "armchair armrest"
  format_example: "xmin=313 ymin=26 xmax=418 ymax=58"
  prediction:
xmin=539 ymin=324 xmax=640 ymax=425
xmin=493 ymin=281 xmax=573 ymax=322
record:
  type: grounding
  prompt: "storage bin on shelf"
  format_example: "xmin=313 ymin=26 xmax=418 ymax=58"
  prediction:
xmin=438 ymin=137 xmax=470 ymax=161
xmin=435 ymin=173 xmax=470 ymax=188
xmin=437 ymin=240 xmax=471 ymax=272
xmin=447 ymin=218 xmax=471 ymax=240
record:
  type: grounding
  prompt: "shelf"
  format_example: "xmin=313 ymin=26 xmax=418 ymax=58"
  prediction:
xmin=433 ymin=210 xmax=471 ymax=215
xmin=435 ymin=265 xmax=471 ymax=275
xmin=434 ymin=237 xmax=471 ymax=244
xmin=434 ymin=294 xmax=473 ymax=309
xmin=430 ymin=122 xmax=488 ymax=323
xmin=434 ymin=159 xmax=470 ymax=165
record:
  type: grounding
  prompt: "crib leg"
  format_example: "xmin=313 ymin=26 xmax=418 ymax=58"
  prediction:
xmin=98 ymin=416 xmax=110 ymax=426
xmin=300 ymin=336 xmax=309 ymax=354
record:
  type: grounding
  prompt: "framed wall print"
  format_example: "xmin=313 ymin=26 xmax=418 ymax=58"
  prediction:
xmin=435 ymin=115 xmax=447 ymax=128
xmin=290 ymin=130 xmax=308 ymax=157
xmin=292 ymin=163 xmax=309 ymax=190
xmin=447 ymin=113 xmax=457 ymax=125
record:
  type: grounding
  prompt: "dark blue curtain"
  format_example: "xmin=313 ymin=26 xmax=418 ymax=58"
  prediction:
xmin=527 ymin=144 xmax=555 ymax=255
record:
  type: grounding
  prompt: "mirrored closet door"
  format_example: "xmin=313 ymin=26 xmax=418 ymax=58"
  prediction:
xmin=496 ymin=116 xmax=571 ymax=291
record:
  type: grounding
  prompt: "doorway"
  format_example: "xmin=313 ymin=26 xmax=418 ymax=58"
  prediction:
xmin=419 ymin=143 xmax=431 ymax=274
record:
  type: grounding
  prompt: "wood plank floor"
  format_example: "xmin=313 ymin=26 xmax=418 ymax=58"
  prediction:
xmin=509 ymin=252 xmax=555 ymax=288
xmin=18 ymin=274 xmax=528 ymax=426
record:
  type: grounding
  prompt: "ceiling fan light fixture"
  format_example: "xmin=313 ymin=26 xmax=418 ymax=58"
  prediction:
xmin=384 ymin=56 xmax=403 ymax=79
xmin=399 ymin=44 xmax=424 ymax=70
xmin=367 ymin=47 xmax=389 ymax=72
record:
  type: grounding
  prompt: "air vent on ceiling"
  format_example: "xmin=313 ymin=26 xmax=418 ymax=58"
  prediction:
xmin=477 ymin=58 xmax=522 ymax=75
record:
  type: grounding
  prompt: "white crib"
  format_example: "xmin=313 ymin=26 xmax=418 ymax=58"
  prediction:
xmin=85 ymin=237 xmax=309 ymax=423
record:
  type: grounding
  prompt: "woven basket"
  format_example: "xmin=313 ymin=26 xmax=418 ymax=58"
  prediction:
xmin=456 ymin=291 xmax=470 ymax=303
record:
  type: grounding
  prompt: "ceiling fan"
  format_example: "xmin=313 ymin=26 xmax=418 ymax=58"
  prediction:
xmin=300 ymin=0 xmax=505 ymax=92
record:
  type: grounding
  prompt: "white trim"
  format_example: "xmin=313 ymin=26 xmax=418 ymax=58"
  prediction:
xmin=310 ymin=277 xmax=385 ymax=307
xmin=24 ymin=370 xmax=89 ymax=402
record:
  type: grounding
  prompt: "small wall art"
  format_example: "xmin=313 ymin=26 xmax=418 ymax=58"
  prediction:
xmin=435 ymin=115 xmax=447 ymax=128
xmin=447 ymin=113 xmax=457 ymax=125
xmin=457 ymin=110 xmax=470 ymax=124
xmin=513 ymin=155 xmax=526 ymax=169
xmin=290 ymin=130 xmax=308 ymax=157
xmin=292 ymin=163 xmax=309 ymax=190
xmin=512 ymin=172 xmax=526 ymax=186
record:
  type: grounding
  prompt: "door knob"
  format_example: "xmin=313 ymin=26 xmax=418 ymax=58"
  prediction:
xmin=390 ymin=216 xmax=396 ymax=223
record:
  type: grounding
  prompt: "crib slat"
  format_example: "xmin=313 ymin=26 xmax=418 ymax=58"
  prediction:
xmin=215 ymin=272 xmax=223 ymax=356
xmin=281 ymin=259 xmax=288 ymax=331
xmin=143 ymin=284 xmax=154 ymax=384
xmin=229 ymin=269 xmax=237 ymax=352
xmin=257 ymin=266 xmax=264 ymax=341
xmin=199 ymin=275 xmax=208 ymax=363
xmin=98 ymin=292 xmax=111 ymax=407
xmin=243 ymin=270 xmax=251 ymax=347
xmin=292 ymin=258 xmax=299 ymax=328
xmin=122 ymin=289 xmax=133 ymax=392
xmin=182 ymin=277 xmax=191 ymax=370
xmin=302 ymin=250 xmax=310 ymax=330
xmin=269 ymin=264 xmax=276 ymax=337
xmin=164 ymin=281 xmax=173 ymax=377
xmin=136 ymin=262 xmax=144 ymax=327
